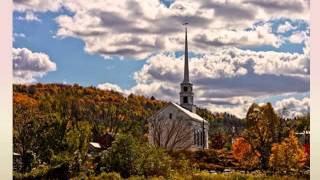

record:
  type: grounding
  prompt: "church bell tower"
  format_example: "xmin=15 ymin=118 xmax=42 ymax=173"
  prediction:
xmin=180 ymin=24 xmax=196 ymax=113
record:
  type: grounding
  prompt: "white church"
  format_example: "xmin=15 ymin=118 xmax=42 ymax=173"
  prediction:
xmin=148 ymin=26 xmax=209 ymax=151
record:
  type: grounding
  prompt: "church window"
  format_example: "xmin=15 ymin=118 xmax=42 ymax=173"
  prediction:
xmin=169 ymin=113 xmax=172 ymax=119
xmin=200 ymin=131 xmax=203 ymax=146
xmin=183 ymin=87 xmax=188 ymax=92
xmin=197 ymin=131 xmax=200 ymax=146
xmin=183 ymin=96 xmax=188 ymax=103
xmin=194 ymin=130 xmax=196 ymax=145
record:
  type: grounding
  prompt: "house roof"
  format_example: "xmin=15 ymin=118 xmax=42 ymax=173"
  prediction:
xmin=170 ymin=102 xmax=208 ymax=124
xmin=89 ymin=142 xmax=101 ymax=149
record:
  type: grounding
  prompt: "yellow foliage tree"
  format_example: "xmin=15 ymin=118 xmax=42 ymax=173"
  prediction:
xmin=269 ymin=131 xmax=306 ymax=173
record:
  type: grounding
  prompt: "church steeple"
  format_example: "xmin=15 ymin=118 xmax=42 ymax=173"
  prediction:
xmin=180 ymin=23 xmax=196 ymax=113
xmin=183 ymin=26 xmax=189 ymax=83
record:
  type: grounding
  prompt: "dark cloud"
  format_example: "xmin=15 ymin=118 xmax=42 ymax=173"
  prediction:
xmin=195 ymin=72 xmax=309 ymax=97
xmin=193 ymin=34 xmax=237 ymax=47
xmin=244 ymin=0 xmax=305 ymax=13
xmin=200 ymin=1 xmax=256 ymax=20
xmin=97 ymin=48 xmax=145 ymax=57
xmin=94 ymin=11 xmax=134 ymax=29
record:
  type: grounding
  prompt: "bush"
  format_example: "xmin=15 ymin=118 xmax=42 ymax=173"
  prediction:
xmin=210 ymin=133 xmax=226 ymax=149
xmin=99 ymin=134 xmax=172 ymax=178
xmin=94 ymin=172 xmax=122 ymax=180
xmin=13 ymin=163 xmax=69 ymax=180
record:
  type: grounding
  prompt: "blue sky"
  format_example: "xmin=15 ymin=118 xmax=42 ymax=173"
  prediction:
xmin=13 ymin=11 xmax=145 ymax=88
xmin=13 ymin=0 xmax=310 ymax=118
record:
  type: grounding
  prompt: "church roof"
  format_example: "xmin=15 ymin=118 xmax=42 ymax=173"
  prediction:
xmin=170 ymin=102 xmax=208 ymax=124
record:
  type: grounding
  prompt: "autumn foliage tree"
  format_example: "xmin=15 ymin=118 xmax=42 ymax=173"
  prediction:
xmin=232 ymin=137 xmax=260 ymax=170
xmin=243 ymin=103 xmax=286 ymax=169
xmin=269 ymin=131 xmax=306 ymax=174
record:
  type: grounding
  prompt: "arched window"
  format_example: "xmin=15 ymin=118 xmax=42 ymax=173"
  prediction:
xmin=203 ymin=132 xmax=206 ymax=147
xmin=183 ymin=86 xmax=188 ymax=92
xmin=200 ymin=131 xmax=203 ymax=146
xmin=183 ymin=96 xmax=188 ymax=103
xmin=197 ymin=131 xmax=200 ymax=146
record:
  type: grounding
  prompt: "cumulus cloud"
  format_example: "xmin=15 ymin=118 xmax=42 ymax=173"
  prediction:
xmin=51 ymin=0 xmax=309 ymax=59
xmin=205 ymin=102 xmax=253 ymax=119
xmin=275 ymin=97 xmax=309 ymax=118
xmin=97 ymin=82 xmax=125 ymax=93
xmin=13 ymin=48 xmax=56 ymax=83
xmin=13 ymin=0 xmax=309 ymax=59
xmin=193 ymin=23 xmax=282 ymax=49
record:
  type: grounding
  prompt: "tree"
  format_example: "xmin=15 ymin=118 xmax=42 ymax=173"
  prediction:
xmin=232 ymin=137 xmax=260 ymax=171
xmin=243 ymin=103 xmax=285 ymax=169
xmin=148 ymin=114 xmax=193 ymax=151
xmin=99 ymin=134 xmax=172 ymax=178
xmin=64 ymin=121 xmax=93 ymax=173
xmin=269 ymin=131 xmax=306 ymax=174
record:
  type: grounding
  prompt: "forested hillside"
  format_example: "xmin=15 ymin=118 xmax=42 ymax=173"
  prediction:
xmin=13 ymin=84 xmax=309 ymax=179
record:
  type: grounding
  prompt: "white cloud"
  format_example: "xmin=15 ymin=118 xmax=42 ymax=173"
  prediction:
xmin=277 ymin=21 xmax=296 ymax=33
xmin=13 ymin=0 xmax=63 ymax=12
xmin=275 ymin=97 xmax=309 ymax=118
xmin=17 ymin=11 xmax=41 ymax=22
xmin=13 ymin=48 xmax=56 ymax=83
xmin=205 ymin=102 xmax=253 ymax=119
xmin=13 ymin=33 xmax=26 ymax=38
xmin=97 ymin=82 xmax=125 ymax=94
xmin=13 ymin=0 xmax=309 ymax=59
xmin=193 ymin=23 xmax=282 ymax=49
xmin=13 ymin=33 xmax=26 ymax=42
xmin=51 ymin=0 xmax=309 ymax=59
xmin=287 ymin=31 xmax=308 ymax=44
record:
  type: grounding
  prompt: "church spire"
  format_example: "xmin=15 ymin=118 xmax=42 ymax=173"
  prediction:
xmin=180 ymin=23 xmax=196 ymax=113
xmin=183 ymin=24 xmax=189 ymax=83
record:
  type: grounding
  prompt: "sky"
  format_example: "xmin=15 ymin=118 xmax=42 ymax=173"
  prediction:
xmin=12 ymin=0 xmax=310 ymax=118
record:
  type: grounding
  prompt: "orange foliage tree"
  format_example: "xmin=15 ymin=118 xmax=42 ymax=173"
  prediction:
xmin=232 ymin=137 xmax=260 ymax=170
xmin=269 ymin=131 xmax=306 ymax=174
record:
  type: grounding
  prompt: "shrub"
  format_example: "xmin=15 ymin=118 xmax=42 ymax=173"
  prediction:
xmin=94 ymin=172 xmax=122 ymax=180
xmin=210 ymin=133 xmax=226 ymax=149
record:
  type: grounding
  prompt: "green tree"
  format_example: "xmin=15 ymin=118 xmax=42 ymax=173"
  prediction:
xmin=99 ymin=134 xmax=171 ymax=178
